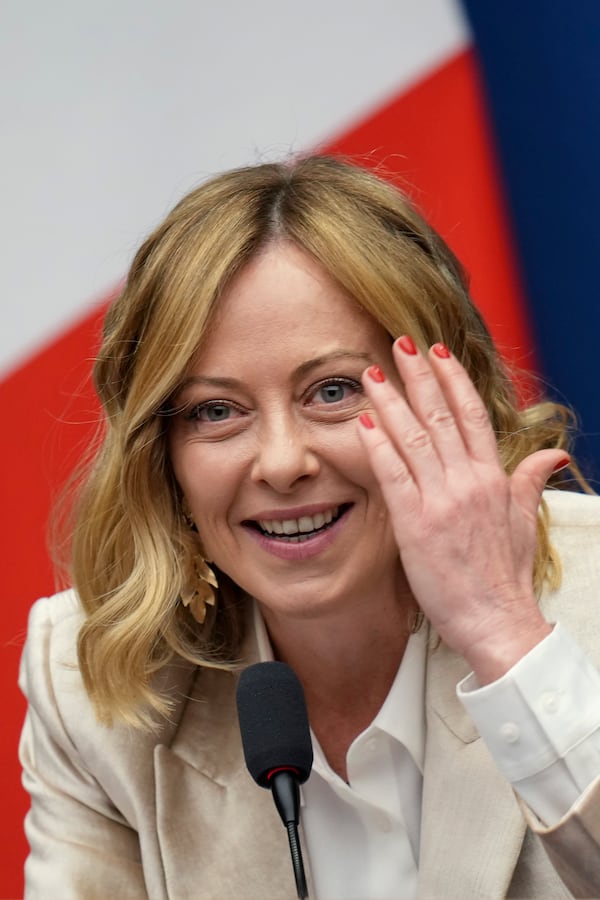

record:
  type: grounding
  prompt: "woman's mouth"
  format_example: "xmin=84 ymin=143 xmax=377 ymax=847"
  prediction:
xmin=245 ymin=504 xmax=351 ymax=543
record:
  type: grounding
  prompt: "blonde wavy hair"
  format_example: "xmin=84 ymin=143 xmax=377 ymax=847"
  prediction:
xmin=67 ymin=155 xmax=584 ymax=727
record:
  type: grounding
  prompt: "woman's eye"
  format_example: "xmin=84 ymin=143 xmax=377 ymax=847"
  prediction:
xmin=311 ymin=378 xmax=362 ymax=405
xmin=202 ymin=403 xmax=231 ymax=422
xmin=318 ymin=383 xmax=348 ymax=403
xmin=186 ymin=402 xmax=239 ymax=423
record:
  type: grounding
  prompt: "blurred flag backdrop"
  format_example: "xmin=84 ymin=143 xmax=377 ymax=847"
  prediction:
xmin=2 ymin=1 xmax=599 ymax=894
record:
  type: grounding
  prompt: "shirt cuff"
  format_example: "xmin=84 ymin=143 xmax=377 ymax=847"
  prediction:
xmin=457 ymin=623 xmax=600 ymax=783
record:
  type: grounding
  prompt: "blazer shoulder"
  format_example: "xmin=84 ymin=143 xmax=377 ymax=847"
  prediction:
xmin=544 ymin=490 xmax=600 ymax=573
xmin=544 ymin=488 xmax=600 ymax=530
xmin=19 ymin=589 xmax=84 ymax=699
xmin=540 ymin=490 xmax=600 ymax=654
xmin=543 ymin=489 xmax=600 ymax=524
xmin=22 ymin=588 xmax=85 ymax=670
xmin=29 ymin=586 xmax=84 ymax=623
xmin=20 ymin=588 xmax=195 ymax=753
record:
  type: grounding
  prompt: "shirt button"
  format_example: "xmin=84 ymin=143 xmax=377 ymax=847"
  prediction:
xmin=541 ymin=691 xmax=559 ymax=713
xmin=366 ymin=737 xmax=378 ymax=753
xmin=500 ymin=722 xmax=520 ymax=744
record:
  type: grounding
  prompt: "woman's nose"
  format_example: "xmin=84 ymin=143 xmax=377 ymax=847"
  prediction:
xmin=250 ymin=417 xmax=320 ymax=492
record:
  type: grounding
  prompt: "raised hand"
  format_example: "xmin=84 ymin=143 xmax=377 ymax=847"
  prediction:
xmin=359 ymin=336 xmax=569 ymax=683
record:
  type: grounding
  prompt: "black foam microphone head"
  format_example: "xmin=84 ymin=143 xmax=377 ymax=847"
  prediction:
xmin=236 ymin=661 xmax=313 ymax=788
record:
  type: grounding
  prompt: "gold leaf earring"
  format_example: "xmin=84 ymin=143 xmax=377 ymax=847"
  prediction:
xmin=183 ymin=556 xmax=217 ymax=625
xmin=181 ymin=506 xmax=218 ymax=625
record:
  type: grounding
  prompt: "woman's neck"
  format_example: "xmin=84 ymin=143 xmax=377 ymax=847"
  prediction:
xmin=260 ymin=592 xmax=416 ymax=780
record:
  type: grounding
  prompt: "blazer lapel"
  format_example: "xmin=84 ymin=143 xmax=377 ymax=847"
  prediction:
xmin=154 ymin=637 xmax=301 ymax=900
xmin=417 ymin=640 xmax=527 ymax=899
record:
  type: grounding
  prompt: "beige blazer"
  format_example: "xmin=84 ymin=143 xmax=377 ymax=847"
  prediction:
xmin=19 ymin=491 xmax=600 ymax=899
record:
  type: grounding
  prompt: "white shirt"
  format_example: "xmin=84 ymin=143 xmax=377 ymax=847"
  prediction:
xmin=253 ymin=604 xmax=600 ymax=900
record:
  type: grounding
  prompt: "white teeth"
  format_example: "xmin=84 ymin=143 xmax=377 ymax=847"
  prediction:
xmin=257 ymin=506 xmax=340 ymax=536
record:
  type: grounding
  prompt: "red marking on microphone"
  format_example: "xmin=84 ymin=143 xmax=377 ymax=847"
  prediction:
xmin=267 ymin=766 xmax=301 ymax=781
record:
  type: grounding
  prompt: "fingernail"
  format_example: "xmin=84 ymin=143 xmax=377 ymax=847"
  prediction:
xmin=552 ymin=457 xmax=570 ymax=473
xmin=367 ymin=365 xmax=385 ymax=383
xmin=432 ymin=342 xmax=451 ymax=359
xmin=359 ymin=413 xmax=375 ymax=430
xmin=396 ymin=335 xmax=417 ymax=355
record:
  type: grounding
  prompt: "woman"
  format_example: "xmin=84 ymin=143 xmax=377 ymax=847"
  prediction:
xmin=19 ymin=156 xmax=600 ymax=899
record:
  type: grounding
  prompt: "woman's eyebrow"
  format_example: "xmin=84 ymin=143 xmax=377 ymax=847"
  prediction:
xmin=294 ymin=350 xmax=373 ymax=379
xmin=178 ymin=351 xmax=373 ymax=393
xmin=177 ymin=374 xmax=243 ymax=392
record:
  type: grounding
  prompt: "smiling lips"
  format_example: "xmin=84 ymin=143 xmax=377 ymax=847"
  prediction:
xmin=247 ymin=504 xmax=349 ymax=543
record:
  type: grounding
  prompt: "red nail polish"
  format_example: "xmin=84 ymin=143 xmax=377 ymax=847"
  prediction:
xmin=359 ymin=413 xmax=375 ymax=430
xmin=432 ymin=342 xmax=451 ymax=359
xmin=552 ymin=457 xmax=570 ymax=473
xmin=367 ymin=365 xmax=385 ymax=383
xmin=396 ymin=335 xmax=417 ymax=355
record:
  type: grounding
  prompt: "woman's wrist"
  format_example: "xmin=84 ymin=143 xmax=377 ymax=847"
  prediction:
xmin=461 ymin=613 xmax=553 ymax=685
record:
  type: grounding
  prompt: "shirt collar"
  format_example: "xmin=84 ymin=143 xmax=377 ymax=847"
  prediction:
xmin=372 ymin=627 xmax=427 ymax=774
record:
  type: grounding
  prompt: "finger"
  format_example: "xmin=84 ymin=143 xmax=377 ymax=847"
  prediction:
xmin=361 ymin=363 xmax=445 ymax=489
xmin=391 ymin=336 xmax=469 ymax=469
xmin=510 ymin=451 xmax=571 ymax=518
xmin=357 ymin=412 xmax=421 ymax=518
xmin=425 ymin=342 xmax=501 ymax=466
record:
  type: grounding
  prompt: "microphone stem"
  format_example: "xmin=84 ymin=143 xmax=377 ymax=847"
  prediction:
xmin=270 ymin=770 xmax=309 ymax=898
xmin=286 ymin=820 xmax=308 ymax=899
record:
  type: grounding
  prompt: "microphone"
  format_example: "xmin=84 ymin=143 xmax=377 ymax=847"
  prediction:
xmin=236 ymin=661 xmax=313 ymax=899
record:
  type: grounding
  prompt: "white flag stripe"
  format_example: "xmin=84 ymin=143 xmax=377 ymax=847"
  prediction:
xmin=1 ymin=0 xmax=468 ymax=378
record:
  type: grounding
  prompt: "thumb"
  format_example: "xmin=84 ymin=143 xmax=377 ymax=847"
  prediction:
xmin=510 ymin=450 xmax=571 ymax=513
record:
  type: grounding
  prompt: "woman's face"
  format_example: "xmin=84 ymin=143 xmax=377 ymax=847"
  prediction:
xmin=169 ymin=242 xmax=406 ymax=625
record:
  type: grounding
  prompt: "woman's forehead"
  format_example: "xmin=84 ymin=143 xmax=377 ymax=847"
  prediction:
xmin=184 ymin=245 xmax=392 ymax=379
